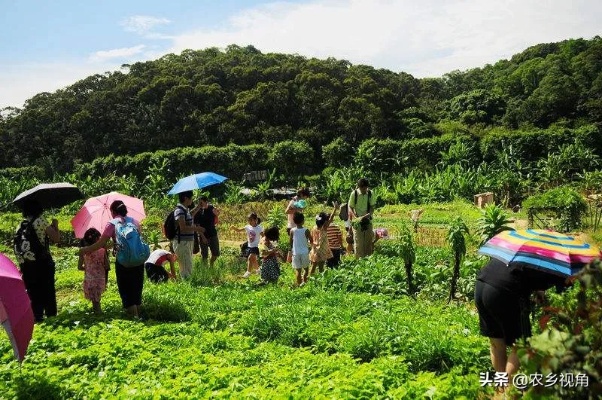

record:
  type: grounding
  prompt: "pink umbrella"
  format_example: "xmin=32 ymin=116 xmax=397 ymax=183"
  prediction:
xmin=0 ymin=253 xmax=34 ymax=363
xmin=70 ymin=192 xmax=147 ymax=238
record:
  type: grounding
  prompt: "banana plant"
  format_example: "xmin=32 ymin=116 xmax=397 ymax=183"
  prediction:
xmin=476 ymin=204 xmax=514 ymax=246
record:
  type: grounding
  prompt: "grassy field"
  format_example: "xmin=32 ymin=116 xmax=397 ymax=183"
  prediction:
xmin=0 ymin=247 xmax=492 ymax=399
xmin=0 ymin=199 xmax=596 ymax=399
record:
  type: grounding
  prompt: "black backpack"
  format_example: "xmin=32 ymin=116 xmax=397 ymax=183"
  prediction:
xmin=163 ymin=205 xmax=186 ymax=241
xmin=14 ymin=219 xmax=50 ymax=265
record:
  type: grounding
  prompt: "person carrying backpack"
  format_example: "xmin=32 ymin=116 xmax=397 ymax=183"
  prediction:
xmin=169 ymin=191 xmax=206 ymax=279
xmin=347 ymin=178 xmax=376 ymax=258
xmin=14 ymin=199 xmax=60 ymax=322
xmin=79 ymin=200 xmax=147 ymax=318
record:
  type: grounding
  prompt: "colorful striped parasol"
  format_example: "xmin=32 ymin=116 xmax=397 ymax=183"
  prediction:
xmin=478 ymin=229 xmax=601 ymax=277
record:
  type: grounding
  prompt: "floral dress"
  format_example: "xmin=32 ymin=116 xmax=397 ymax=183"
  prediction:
xmin=309 ymin=227 xmax=333 ymax=263
xmin=259 ymin=240 xmax=280 ymax=283
xmin=83 ymin=248 xmax=107 ymax=302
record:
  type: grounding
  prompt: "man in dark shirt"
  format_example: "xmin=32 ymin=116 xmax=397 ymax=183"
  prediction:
xmin=193 ymin=196 xmax=220 ymax=267
xmin=475 ymin=258 xmax=569 ymax=383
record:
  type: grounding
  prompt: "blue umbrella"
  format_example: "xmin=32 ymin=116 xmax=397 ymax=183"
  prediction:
xmin=167 ymin=172 xmax=228 ymax=195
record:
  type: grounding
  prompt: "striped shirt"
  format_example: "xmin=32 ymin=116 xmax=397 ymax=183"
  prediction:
xmin=327 ymin=224 xmax=343 ymax=249
xmin=174 ymin=204 xmax=194 ymax=241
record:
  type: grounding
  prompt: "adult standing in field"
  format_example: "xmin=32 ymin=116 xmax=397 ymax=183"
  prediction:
xmin=285 ymin=187 xmax=310 ymax=234
xmin=14 ymin=199 xmax=60 ymax=322
xmin=347 ymin=178 xmax=376 ymax=258
xmin=171 ymin=191 xmax=206 ymax=279
xmin=79 ymin=200 xmax=145 ymax=318
xmin=474 ymin=258 xmax=568 ymax=387
xmin=193 ymin=196 xmax=220 ymax=267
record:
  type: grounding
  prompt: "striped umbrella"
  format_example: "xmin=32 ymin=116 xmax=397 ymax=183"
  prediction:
xmin=478 ymin=229 xmax=601 ymax=277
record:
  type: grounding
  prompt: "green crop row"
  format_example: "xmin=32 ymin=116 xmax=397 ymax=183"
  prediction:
xmin=0 ymin=257 xmax=492 ymax=399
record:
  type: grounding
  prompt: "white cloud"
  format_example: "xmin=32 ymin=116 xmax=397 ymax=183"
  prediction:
xmin=121 ymin=15 xmax=171 ymax=36
xmin=2 ymin=0 xmax=602 ymax=109
xmin=1 ymin=47 xmax=163 ymax=109
xmin=169 ymin=0 xmax=602 ymax=77
xmin=0 ymin=62 xmax=119 ymax=109
xmin=88 ymin=44 xmax=146 ymax=62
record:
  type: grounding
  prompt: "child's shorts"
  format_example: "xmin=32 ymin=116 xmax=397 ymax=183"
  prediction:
xmin=291 ymin=253 xmax=310 ymax=270
xmin=246 ymin=246 xmax=260 ymax=257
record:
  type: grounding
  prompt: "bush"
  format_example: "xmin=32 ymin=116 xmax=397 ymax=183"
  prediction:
xmin=322 ymin=138 xmax=354 ymax=168
xmin=479 ymin=125 xmax=602 ymax=164
xmin=476 ymin=204 xmax=514 ymax=245
xmin=523 ymin=186 xmax=588 ymax=232
xmin=73 ymin=143 xmax=272 ymax=183
xmin=518 ymin=261 xmax=602 ymax=399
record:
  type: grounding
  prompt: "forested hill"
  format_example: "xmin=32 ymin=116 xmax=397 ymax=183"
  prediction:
xmin=1 ymin=37 xmax=601 ymax=174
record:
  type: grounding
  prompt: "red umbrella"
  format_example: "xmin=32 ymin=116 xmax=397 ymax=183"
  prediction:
xmin=0 ymin=253 xmax=34 ymax=363
xmin=70 ymin=192 xmax=146 ymax=239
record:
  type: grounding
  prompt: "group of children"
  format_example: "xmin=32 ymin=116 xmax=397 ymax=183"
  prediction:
xmin=75 ymin=201 xmax=350 ymax=313
xmin=231 ymin=202 xmax=344 ymax=287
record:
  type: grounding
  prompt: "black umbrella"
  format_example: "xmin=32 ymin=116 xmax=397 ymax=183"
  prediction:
xmin=12 ymin=183 xmax=84 ymax=210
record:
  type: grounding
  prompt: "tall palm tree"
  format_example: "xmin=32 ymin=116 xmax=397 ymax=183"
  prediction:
xmin=447 ymin=216 xmax=469 ymax=302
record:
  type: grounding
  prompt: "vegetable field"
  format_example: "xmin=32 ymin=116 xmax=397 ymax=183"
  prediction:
xmin=0 ymin=253 xmax=491 ymax=399
xmin=1 ymin=199 xmax=599 ymax=399
xmin=0 ymin=201 xmax=500 ymax=399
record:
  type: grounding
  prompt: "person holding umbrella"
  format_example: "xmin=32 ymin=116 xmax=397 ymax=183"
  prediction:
xmin=79 ymin=200 xmax=145 ymax=318
xmin=167 ymin=173 xmax=226 ymax=277
xmin=14 ymin=199 xmax=60 ymax=322
xmin=473 ymin=227 xmax=602 ymax=392
xmin=475 ymin=258 xmax=570 ymax=392
xmin=170 ymin=191 xmax=206 ymax=279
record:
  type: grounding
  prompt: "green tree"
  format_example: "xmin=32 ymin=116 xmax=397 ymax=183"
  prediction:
xmin=522 ymin=65 xmax=580 ymax=126
xmin=337 ymin=96 xmax=383 ymax=144
xmin=447 ymin=89 xmax=506 ymax=125
xmin=268 ymin=140 xmax=315 ymax=178
xmin=322 ymin=138 xmax=354 ymax=168
xmin=294 ymin=71 xmax=342 ymax=134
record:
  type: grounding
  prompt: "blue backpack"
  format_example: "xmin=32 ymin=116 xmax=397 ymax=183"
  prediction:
xmin=111 ymin=217 xmax=150 ymax=267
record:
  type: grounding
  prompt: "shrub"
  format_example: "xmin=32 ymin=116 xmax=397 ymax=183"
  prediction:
xmin=322 ymin=138 xmax=354 ymax=168
xmin=476 ymin=204 xmax=514 ymax=245
xmin=518 ymin=261 xmax=602 ymax=399
xmin=523 ymin=186 xmax=588 ymax=232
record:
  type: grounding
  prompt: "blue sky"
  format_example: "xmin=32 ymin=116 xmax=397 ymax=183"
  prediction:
xmin=1 ymin=0 xmax=601 ymax=109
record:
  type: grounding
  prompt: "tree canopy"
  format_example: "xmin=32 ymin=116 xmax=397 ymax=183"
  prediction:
xmin=1 ymin=38 xmax=602 ymax=175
